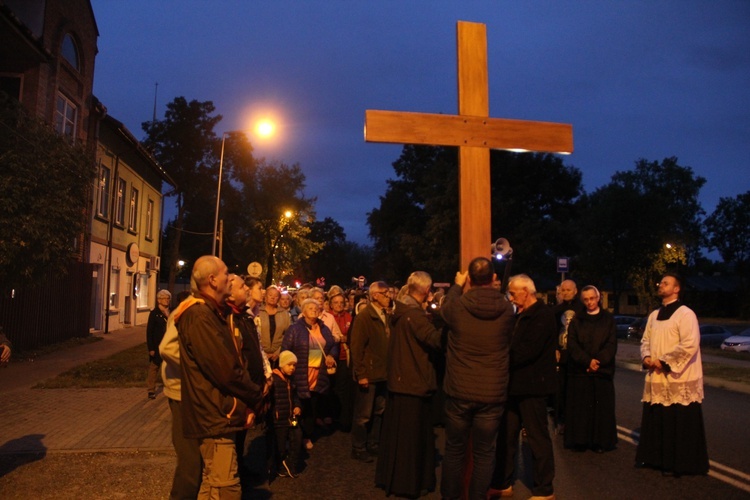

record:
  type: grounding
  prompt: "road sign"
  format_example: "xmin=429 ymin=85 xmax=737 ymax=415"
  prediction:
xmin=557 ymin=257 xmax=570 ymax=273
xmin=247 ymin=262 xmax=263 ymax=278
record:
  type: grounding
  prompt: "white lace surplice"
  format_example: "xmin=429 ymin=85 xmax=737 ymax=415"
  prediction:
xmin=640 ymin=306 xmax=704 ymax=406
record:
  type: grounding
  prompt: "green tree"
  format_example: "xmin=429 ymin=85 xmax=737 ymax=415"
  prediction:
xmin=142 ymin=97 xmax=222 ymax=291
xmin=367 ymin=146 xmax=583 ymax=283
xmin=576 ymin=157 xmax=705 ymax=313
xmin=705 ymin=191 xmax=750 ymax=275
xmin=175 ymin=131 xmax=254 ymax=276
xmin=705 ymin=191 xmax=750 ymax=317
xmin=224 ymin=158 xmax=323 ymax=286
xmin=298 ymin=217 xmax=374 ymax=288
xmin=489 ymin=151 xmax=583 ymax=280
xmin=368 ymin=145 xmax=458 ymax=282
xmin=0 ymin=94 xmax=96 ymax=288
xmin=628 ymin=243 xmax=687 ymax=312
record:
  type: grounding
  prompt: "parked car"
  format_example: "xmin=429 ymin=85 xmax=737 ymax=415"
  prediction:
xmin=614 ymin=315 xmax=639 ymax=339
xmin=699 ymin=324 xmax=733 ymax=347
xmin=721 ymin=328 xmax=750 ymax=353
xmin=626 ymin=317 xmax=648 ymax=340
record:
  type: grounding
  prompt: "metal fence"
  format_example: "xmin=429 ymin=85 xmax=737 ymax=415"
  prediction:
xmin=0 ymin=262 xmax=93 ymax=351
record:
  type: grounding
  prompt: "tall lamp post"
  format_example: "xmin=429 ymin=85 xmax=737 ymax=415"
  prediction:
xmin=212 ymin=131 xmax=230 ymax=257
xmin=212 ymin=120 xmax=277 ymax=257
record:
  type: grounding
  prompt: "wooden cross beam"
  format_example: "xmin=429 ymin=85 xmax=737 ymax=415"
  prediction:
xmin=365 ymin=21 xmax=573 ymax=270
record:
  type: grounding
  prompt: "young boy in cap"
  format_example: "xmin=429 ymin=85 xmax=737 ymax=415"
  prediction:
xmin=272 ymin=350 xmax=302 ymax=478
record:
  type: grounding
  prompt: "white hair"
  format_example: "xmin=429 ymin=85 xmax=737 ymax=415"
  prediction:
xmin=508 ymin=274 xmax=536 ymax=295
xmin=407 ymin=271 xmax=432 ymax=295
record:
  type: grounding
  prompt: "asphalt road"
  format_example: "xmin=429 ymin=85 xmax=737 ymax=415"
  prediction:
xmin=1 ymin=327 xmax=749 ymax=499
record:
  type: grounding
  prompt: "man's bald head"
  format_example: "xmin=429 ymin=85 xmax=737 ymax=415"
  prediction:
xmin=191 ymin=255 xmax=230 ymax=302
xmin=559 ymin=279 xmax=578 ymax=302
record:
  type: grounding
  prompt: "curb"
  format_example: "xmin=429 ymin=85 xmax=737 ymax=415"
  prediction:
xmin=616 ymin=360 xmax=750 ymax=396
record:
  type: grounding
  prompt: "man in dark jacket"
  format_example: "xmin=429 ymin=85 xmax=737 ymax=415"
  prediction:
xmin=551 ymin=279 xmax=584 ymax=434
xmin=227 ymin=274 xmax=271 ymax=486
xmin=177 ymin=256 xmax=264 ymax=500
xmin=491 ymin=274 xmax=557 ymax=500
xmin=349 ymin=280 xmax=391 ymax=462
xmin=376 ymin=271 xmax=443 ymax=498
xmin=440 ymin=257 xmax=515 ymax=500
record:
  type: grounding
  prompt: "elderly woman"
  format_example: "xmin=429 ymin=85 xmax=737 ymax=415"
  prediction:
xmin=146 ymin=289 xmax=171 ymax=399
xmin=279 ymin=291 xmax=292 ymax=311
xmin=565 ymin=285 xmax=618 ymax=453
xmin=282 ymin=298 xmax=339 ymax=450
xmin=258 ymin=286 xmax=292 ymax=367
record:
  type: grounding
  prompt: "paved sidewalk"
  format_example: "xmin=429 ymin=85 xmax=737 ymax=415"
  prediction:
xmin=0 ymin=328 xmax=747 ymax=456
xmin=0 ymin=326 xmax=173 ymax=454
xmin=0 ymin=326 xmax=148 ymax=393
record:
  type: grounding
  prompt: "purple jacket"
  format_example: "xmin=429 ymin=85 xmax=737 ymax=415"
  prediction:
xmin=281 ymin=317 xmax=339 ymax=399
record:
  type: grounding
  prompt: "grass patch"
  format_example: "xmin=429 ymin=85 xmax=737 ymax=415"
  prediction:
xmin=621 ymin=358 xmax=750 ymax=385
xmin=701 ymin=346 xmax=750 ymax=361
xmin=15 ymin=335 xmax=102 ymax=361
xmin=702 ymin=362 xmax=750 ymax=385
xmin=34 ymin=343 xmax=156 ymax=389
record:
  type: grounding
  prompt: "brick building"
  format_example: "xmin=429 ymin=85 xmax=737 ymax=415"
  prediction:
xmin=1 ymin=0 xmax=172 ymax=344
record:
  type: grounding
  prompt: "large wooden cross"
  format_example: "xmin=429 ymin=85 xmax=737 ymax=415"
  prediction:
xmin=365 ymin=21 xmax=574 ymax=270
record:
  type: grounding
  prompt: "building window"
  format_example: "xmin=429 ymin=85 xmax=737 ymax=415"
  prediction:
xmin=137 ymin=273 xmax=149 ymax=309
xmin=61 ymin=34 xmax=80 ymax=71
xmin=55 ymin=93 xmax=77 ymax=139
xmin=145 ymin=198 xmax=155 ymax=240
xmin=96 ymin=161 xmax=110 ymax=219
xmin=109 ymin=267 xmax=120 ymax=310
xmin=128 ymin=187 xmax=139 ymax=232
xmin=115 ymin=178 xmax=126 ymax=226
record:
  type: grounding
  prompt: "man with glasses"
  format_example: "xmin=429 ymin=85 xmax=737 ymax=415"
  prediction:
xmin=491 ymin=274 xmax=557 ymax=500
xmin=349 ymin=281 xmax=391 ymax=462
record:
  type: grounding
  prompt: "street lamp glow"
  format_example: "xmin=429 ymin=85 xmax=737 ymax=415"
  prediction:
xmin=214 ymin=122 xmax=280 ymax=256
xmin=256 ymin=119 xmax=275 ymax=138
xmin=284 ymin=210 xmax=293 ymax=219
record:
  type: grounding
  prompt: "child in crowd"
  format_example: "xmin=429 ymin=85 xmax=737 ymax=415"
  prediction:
xmin=272 ymin=350 xmax=302 ymax=478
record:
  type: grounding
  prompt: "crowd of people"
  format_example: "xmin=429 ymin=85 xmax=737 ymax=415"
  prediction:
xmin=144 ymin=255 xmax=708 ymax=499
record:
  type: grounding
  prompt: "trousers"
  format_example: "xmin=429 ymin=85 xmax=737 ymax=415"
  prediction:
xmin=198 ymin=434 xmax=241 ymax=500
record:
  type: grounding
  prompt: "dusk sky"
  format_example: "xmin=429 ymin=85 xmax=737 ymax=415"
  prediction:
xmin=90 ymin=1 xmax=750 ymax=246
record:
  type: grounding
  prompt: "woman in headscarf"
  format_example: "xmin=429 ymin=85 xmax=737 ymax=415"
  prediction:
xmin=564 ymin=285 xmax=618 ymax=453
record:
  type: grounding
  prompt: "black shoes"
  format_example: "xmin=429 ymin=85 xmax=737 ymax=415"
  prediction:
xmin=147 ymin=392 xmax=156 ymax=400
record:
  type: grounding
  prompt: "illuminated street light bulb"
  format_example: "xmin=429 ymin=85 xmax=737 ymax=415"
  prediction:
xmin=178 ymin=260 xmax=185 ymax=267
xmin=256 ymin=119 xmax=275 ymax=138
xmin=284 ymin=210 xmax=293 ymax=219
xmin=665 ymin=243 xmax=673 ymax=249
